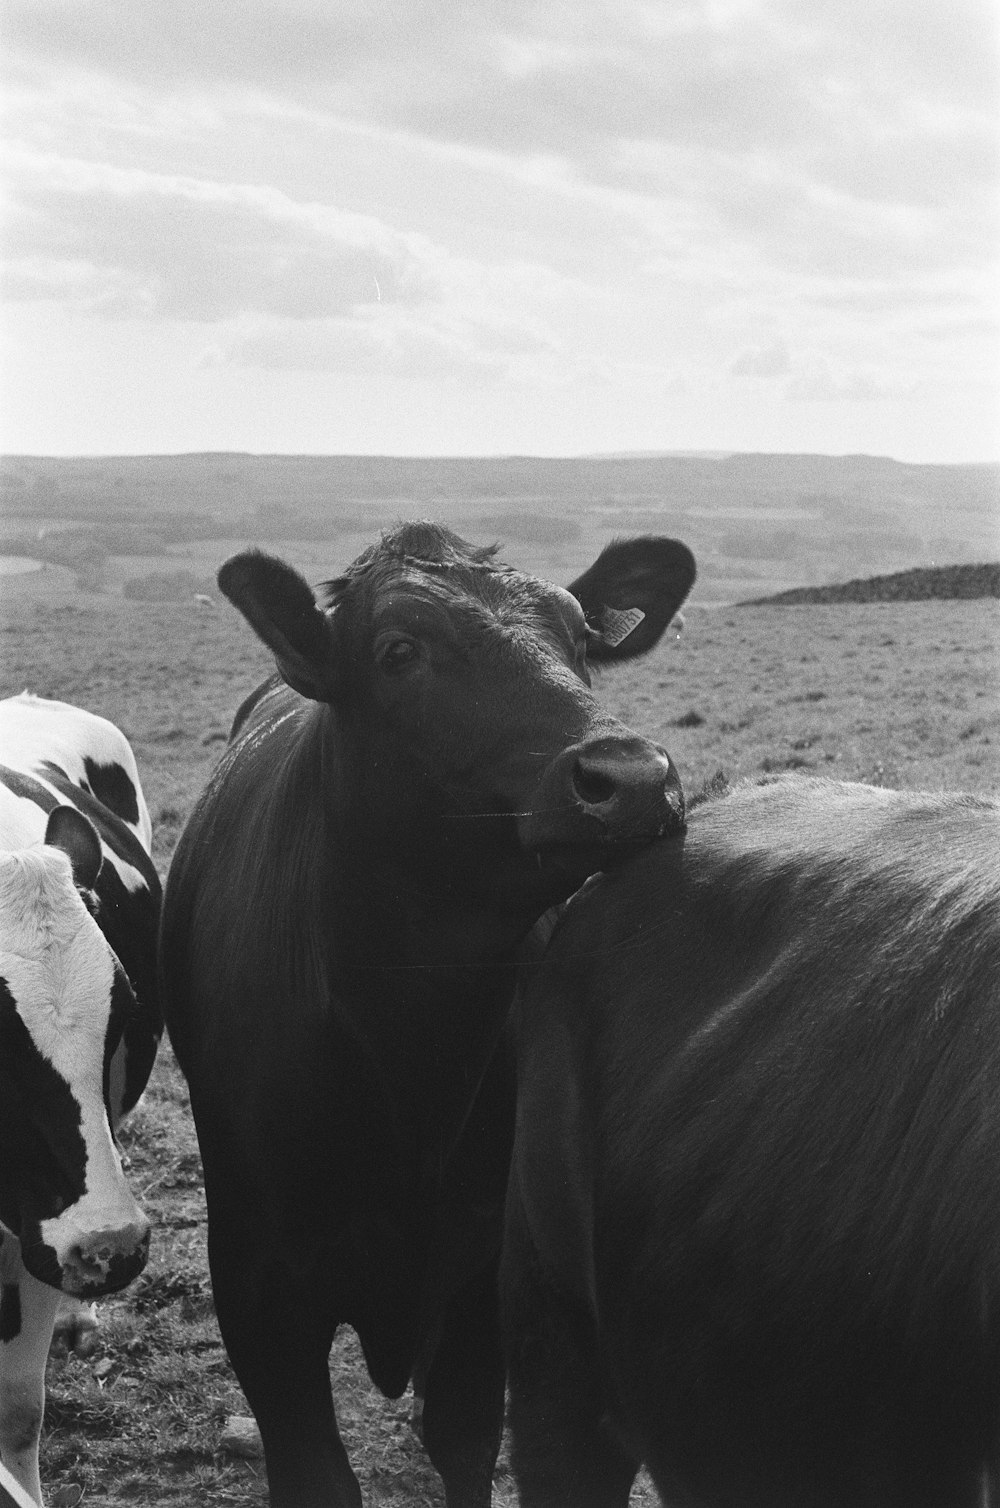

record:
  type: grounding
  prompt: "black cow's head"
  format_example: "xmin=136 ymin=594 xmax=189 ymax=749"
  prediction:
xmin=218 ymin=523 xmax=695 ymax=912
xmin=0 ymin=806 xmax=150 ymax=1295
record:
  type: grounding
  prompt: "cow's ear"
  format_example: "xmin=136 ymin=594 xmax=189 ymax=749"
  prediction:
xmin=568 ymin=537 xmax=696 ymax=663
xmin=218 ymin=551 xmax=340 ymax=701
xmin=46 ymin=806 xmax=103 ymax=890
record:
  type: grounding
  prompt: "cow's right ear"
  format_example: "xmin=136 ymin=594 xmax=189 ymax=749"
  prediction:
xmin=46 ymin=806 xmax=103 ymax=890
xmin=218 ymin=551 xmax=340 ymax=701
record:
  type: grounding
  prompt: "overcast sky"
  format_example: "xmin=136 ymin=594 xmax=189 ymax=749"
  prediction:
xmin=2 ymin=0 xmax=997 ymax=460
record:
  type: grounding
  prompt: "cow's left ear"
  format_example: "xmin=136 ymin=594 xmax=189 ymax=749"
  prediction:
xmin=568 ymin=537 xmax=696 ymax=662
xmin=46 ymin=806 xmax=103 ymax=890
xmin=218 ymin=551 xmax=340 ymax=701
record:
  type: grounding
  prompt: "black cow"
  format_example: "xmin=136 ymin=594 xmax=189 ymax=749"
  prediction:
xmin=502 ymin=774 xmax=1000 ymax=1508
xmin=160 ymin=521 xmax=695 ymax=1508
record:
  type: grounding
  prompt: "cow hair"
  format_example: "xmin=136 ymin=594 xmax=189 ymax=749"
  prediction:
xmin=313 ymin=523 xmax=574 ymax=656
xmin=623 ymin=783 xmax=1000 ymax=1361
xmin=317 ymin=522 xmax=503 ymax=610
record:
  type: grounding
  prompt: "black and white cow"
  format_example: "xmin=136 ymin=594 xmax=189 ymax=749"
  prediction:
xmin=502 ymin=775 xmax=1000 ymax=1508
xmin=161 ymin=522 xmax=695 ymax=1508
xmin=0 ymin=694 xmax=162 ymax=1504
xmin=0 ymin=803 xmax=151 ymax=1504
xmin=0 ymin=693 xmax=162 ymax=1124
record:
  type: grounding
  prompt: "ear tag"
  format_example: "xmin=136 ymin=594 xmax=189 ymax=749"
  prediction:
xmin=600 ymin=605 xmax=646 ymax=647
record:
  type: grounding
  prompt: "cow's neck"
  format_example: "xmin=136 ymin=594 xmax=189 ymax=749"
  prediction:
xmin=376 ymin=878 xmax=533 ymax=967
xmin=329 ymin=851 xmax=531 ymax=1020
xmin=343 ymin=954 xmax=516 ymax=1182
xmin=323 ymin=851 xmax=530 ymax=1166
xmin=303 ymin=707 xmax=554 ymax=1156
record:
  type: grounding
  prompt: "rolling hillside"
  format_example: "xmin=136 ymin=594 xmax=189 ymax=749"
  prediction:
xmin=2 ymin=452 xmax=997 ymax=604
xmin=744 ymin=562 xmax=1000 ymax=605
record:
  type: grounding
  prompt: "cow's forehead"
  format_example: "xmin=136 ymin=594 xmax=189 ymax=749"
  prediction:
xmin=0 ymin=853 xmax=121 ymax=1065
xmin=358 ymin=555 xmax=570 ymax=632
xmin=0 ymin=846 xmax=90 ymax=956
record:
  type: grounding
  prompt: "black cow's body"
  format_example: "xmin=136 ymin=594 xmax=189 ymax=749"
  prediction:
xmin=160 ymin=522 xmax=695 ymax=1507
xmin=502 ymin=775 xmax=1000 ymax=1508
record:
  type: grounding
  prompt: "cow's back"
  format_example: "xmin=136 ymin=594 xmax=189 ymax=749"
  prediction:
xmin=0 ymin=692 xmax=152 ymax=848
xmin=507 ymin=776 xmax=1000 ymax=1507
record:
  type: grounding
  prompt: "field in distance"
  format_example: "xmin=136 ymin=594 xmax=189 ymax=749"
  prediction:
xmin=0 ymin=552 xmax=998 ymax=1504
xmin=2 ymin=450 xmax=998 ymax=604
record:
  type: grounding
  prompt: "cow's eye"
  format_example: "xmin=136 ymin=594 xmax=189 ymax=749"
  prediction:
xmin=378 ymin=637 xmax=420 ymax=673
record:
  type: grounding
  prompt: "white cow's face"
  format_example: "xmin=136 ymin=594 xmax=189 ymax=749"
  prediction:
xmin=0 ymin=833 xmax=149 ymax=1295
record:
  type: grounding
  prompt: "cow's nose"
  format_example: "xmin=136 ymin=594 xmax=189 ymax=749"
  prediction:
xmin=519 ymin=733 xmax=685 ymax=862
xmin=570 ymin=738 xmax=685 ymax=839
xmin=62 ymin=1216 xmax=151 ymax=1296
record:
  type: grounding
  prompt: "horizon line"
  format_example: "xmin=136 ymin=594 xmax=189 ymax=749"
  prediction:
xmin=2 ymin=448 xmax=998 ymax=467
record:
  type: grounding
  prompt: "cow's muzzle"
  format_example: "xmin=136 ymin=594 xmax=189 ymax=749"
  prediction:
xmin=21 ymin=1213 xmax=151 ymax=1298
xmin=519 ymin=734 xmax=685 ymax=872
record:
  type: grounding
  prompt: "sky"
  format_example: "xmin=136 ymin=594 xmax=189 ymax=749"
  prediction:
xmin=2 ymin=0 xmax=998 ymax=461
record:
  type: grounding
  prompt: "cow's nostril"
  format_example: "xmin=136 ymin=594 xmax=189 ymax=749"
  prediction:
xmin=573 ymin=761 xmax=618 ymax=807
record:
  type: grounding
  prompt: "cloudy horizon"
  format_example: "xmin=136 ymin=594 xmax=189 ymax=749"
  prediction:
xmin=2 ymin=1 xmax=998 ymax=462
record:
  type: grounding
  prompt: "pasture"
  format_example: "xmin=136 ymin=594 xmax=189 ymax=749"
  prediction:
xmin=1 ymin=557 xmax=998 ymax=1506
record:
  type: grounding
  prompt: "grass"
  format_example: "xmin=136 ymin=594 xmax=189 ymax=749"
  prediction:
xmin=1 ymin=565 xmax=997 ymax=1505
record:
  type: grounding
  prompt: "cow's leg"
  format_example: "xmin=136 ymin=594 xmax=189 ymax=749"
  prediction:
xmin=0 ymin=1258 xmax=60 ymax=1507
xmin=208 ymin=1230 xmax=361 ymax=1508
xmin=502 ymin=1202 xmax=636 ymax=1508
xmin=419 ymin=1264 xmax=505 ymax=1508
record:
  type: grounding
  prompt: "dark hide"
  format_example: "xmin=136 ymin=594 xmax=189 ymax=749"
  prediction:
xmin=161 ymin=522 xmax=695 ymax=1508
xmin=502 ymin=774 xmax=1000 ymax=1508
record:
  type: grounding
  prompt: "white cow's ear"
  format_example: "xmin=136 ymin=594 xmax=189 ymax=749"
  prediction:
xmin=218 ymin=551 xmax=341 ymax=701
xmin=45 ymin=806 xmax=103 ymax=890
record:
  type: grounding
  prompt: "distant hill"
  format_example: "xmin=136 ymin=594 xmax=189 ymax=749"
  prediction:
xmin=2 ymin=451 xmax=997 ymax=603
xmin=742 ymin=562 xmax=1000 ymax=605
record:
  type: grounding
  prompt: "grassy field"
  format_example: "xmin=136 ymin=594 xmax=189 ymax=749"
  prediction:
xmin=1 ymin=553 xmax=998 ymax=1506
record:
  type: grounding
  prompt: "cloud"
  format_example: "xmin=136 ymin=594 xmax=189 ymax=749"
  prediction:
xmin=785 ymin=359 xmax=912 ymax=402
xmin=5 ymin=2 xmax=995 ymax=295
xmin=732 ymin=338 xmax=791 ymax=377
xmin=4 ymin=146 xmax=580 ymax=310
xmin=8 ymin=2 xmax=995 ymax=161
xmin=2 ymin=0 xmax=995 ymax=446
xmin=206 ymin=304 xmax=563 ymax=382
xmin=3 ymin=152 xmax=443 ymax=320
xmin=1 ymin=147 xmax=594 ymax=382
xmin=2 ymin=1 xmax=410 ymax=92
